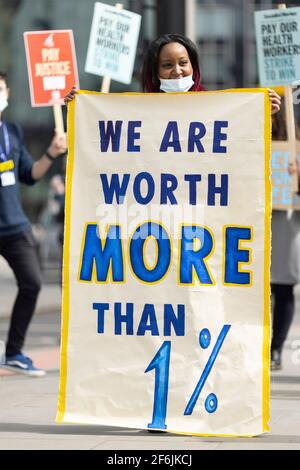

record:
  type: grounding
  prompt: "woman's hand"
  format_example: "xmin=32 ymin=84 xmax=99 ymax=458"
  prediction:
xmin=64 ymin=86 xmax=78 ymax=105
xmin=268 ymin=88 xmax=281 ymax=115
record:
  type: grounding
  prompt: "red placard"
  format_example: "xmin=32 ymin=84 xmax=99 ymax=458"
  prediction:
xmin=24 ymin=30 xmax=79 ymax=107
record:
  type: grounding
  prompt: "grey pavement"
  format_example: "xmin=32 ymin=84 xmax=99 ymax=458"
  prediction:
xmin=0 ymin=258 xmax=299 ymax=450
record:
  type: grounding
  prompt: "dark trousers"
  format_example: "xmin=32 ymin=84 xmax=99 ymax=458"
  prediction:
xmin=0 ymin=231 xmax=42 ymax=356
xmin=271 ymin=283 xmax=295 ymax=353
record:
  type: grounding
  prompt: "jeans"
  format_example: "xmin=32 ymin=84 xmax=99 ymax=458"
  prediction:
xmin=0 ymin=230 xmax=42 ymax=356
xmin=271 ymin=283 xmax=295 ymax=354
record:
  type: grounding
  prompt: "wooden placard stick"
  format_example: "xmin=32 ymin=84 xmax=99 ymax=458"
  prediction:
xmin=53 ymin=103 xmax=65 ymax=136
xmin=100 ymin=3 xmax=123 ymax=93
xmin=278 ymin=3 xmax=298 ymax=191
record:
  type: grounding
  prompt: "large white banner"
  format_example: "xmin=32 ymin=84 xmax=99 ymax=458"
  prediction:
xmin=57 ymin=91 xmax=271 ymax=436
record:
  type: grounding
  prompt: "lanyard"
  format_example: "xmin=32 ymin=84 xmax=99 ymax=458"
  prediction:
xmin=0 ymin=122 xmax=10 ymax=162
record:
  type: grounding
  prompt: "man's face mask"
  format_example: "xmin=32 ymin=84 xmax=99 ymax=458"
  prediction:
xmin=0 ymin=92 xmax=8 ymax=113
xmin=159 ymin=74 xmax=194 ymax=93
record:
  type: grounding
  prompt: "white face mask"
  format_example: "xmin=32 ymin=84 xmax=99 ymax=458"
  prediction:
xmin=159 ymin=74 xmax=194 ymax=93
xmin=0 ymin=94 xmax=8 ymax=113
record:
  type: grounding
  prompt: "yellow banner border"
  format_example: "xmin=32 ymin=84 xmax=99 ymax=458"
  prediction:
xmin=56 ymin=97 xmax=75 ymax=423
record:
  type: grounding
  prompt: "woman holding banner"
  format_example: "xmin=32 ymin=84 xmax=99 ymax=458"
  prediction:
xmin=64 ymin=34 xmax=281 ymax=375
xmin=65 ymin=34 xmax=281 ymax=114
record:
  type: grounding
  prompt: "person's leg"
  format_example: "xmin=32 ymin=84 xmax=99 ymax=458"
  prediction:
xmin=271 ymin=283 xmax=295 ymax=368
xmin=1 ymin=231 xmax=42 ymax=357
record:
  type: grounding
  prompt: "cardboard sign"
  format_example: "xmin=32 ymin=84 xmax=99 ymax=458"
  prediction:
xmin=255 ymin=7 xmax=300 ymax=86
xmin=57 ymin=90 xmax=271 ymax=436
xmin=24 ymin=30 xmax=79 ymax=107
xmin=272 ymin=140 xmax=300 ymax=209
xmin=85 ymin=2 xmax=141 ymax=84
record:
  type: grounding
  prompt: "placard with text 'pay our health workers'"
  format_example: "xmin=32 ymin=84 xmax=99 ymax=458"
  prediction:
xmin=57 ymin=91 xmax=271 ymax=436
xmin=255 ymin=7 xmax=300 ymax=86
xmin=85 ymin=2 xmax=141 ymax=84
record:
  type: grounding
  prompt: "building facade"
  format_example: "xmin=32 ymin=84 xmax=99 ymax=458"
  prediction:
xmin=2 ymin=0 xmax=297 ymax=126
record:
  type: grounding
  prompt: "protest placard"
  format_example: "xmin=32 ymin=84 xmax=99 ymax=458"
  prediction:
xmin=57 ymin=90 xmax=271 ymax=436
xmin=24 ymin=30 xmax=79 ymax=107
xmin=272 ymin=140 xmax=300 ymax=209
xmin=85 ymin=2 xmax=141 ymax=85
xmin=255 ymin=5 xmax=299 ymax=194
xmin=255 ymin=6 xmax=300 ymax=87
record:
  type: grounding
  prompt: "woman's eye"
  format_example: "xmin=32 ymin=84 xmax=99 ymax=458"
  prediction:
xmin=162 ymin=63 xmax=172 ymax=68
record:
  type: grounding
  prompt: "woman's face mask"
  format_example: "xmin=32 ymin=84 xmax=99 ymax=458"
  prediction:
xmin=159 ymin=74 xmax=194 ymax=93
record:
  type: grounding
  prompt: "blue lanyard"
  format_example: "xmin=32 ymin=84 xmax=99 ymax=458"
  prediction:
xmin=0 ymin=122 xmax=10 ymax=162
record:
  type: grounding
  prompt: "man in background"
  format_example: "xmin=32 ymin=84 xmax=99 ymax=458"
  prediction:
xmin=0 ymin=71 xmax=67 ymax=377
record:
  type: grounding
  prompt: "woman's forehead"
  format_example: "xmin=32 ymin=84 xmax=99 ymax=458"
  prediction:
xmin=159 ymin=42 xmax=189 ymax=59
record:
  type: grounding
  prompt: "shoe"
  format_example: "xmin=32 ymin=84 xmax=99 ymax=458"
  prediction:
xmin=147 ymin=429 xmax=164 ymax=433
xmin=271 ymin=349 xmax=282 ymax=371
xmin=3 ymin=353 xmax=46 ymax=377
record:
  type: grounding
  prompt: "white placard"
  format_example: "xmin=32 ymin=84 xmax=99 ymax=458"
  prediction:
xmin=85 ymin=2 xmax=141 ymax=84
xmin=255 ymin=7 xmax=300 ymax=86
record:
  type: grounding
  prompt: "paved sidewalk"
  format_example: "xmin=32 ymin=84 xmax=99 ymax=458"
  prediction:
xmin=0 ymin=356 xmax=299 ymax=450
xmin=0 ymin=262 xmax=299 ymax=450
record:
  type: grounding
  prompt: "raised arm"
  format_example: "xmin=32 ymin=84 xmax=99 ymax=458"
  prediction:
xmin=31 ymin=129 xmax=67 ymax=180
